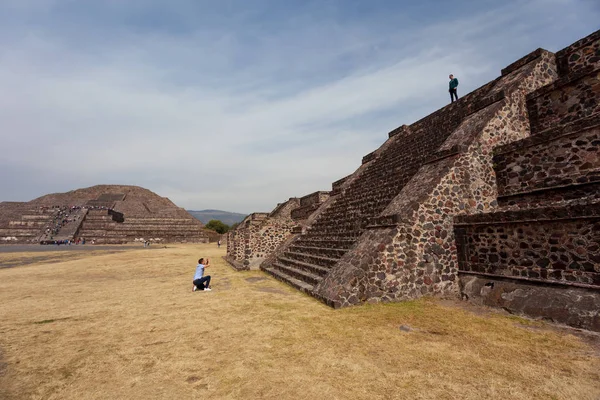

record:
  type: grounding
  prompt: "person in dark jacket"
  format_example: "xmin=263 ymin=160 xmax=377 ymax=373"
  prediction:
xmin=449 ymin=74 xmax=459 ymax=103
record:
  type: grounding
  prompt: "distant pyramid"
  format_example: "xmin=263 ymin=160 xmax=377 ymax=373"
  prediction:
xmin=0 ymin=185 xmax=209 ymax=244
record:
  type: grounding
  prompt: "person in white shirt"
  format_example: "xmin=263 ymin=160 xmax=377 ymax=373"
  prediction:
xmin=193 ymin=258 xmax=212 ymax=292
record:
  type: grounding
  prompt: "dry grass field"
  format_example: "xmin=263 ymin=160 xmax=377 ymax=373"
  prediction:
xmin=0 ymin=244 xmax=598 ymax=400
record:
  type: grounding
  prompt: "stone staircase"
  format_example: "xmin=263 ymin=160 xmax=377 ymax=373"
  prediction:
xmin=37 ymin=207 xmax=88 ymax=243
xmin=49 ymin=208 xmax=88 ymax=242
xmin=262 ymin=75 xmax=512 ymax=295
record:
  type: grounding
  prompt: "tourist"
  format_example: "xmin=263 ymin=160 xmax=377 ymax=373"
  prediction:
xmin=192 ymin=258 xmax=212 ymax=292
xmin=449 ymin=74 xmax=459 ymax=103
xmin=217 ymin=240 xmax=221 ymax=248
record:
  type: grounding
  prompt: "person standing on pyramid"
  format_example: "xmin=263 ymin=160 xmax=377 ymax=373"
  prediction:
xmin=192 ymin=257 xmax=212 ymax=292
xmin=449 ymin=74 xmax=459 ymax=103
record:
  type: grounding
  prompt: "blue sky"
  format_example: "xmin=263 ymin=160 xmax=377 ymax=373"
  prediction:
xmin=0 ymin=0 xmax=598 ymax=213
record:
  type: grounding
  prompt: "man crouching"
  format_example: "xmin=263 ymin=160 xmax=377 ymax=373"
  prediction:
xmin=192 ymin=258 xmax=212 ymax=292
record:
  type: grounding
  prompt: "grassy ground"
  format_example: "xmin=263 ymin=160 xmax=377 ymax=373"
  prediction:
xmin=0 ymin=244 xmax=598 ymax=400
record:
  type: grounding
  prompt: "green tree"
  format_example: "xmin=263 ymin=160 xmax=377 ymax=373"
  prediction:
xmin=205 ymin=219 xmax=230 ymax=234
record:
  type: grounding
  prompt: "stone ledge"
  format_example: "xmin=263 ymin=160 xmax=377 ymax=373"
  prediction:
xmin=459 ymin=274 xmax=600 ymax=331
xmin=423 ymin=144 xmax=466 ymax=166
xmin=501 ymin=48 xmax=549 ymax=76
xmin=555 ymin=28 xmax=600 ymax=60
xmin=459 ymin=270 xmax=600 ymax=291
xmin=332 ymin=175 xmax=352 ymax=193
xmin=526 ymin=65 xmax=600 ymax=102
xmin=555 ymin=28 xmax=600 ymax=75
xmin=361 ymin=151 xmax=377 ymax=165
xmin=494 ymin=113 xmax=600 ymax=156
xmin=224 ymin=256 xmax=249 ymax=271
xmin=454 ymin=202 xmax=600 ymax=225
xmin=464 ymin=91 xmax=506 ymax=117
xmin=299 ymin=191 xmax=331 ymax=206
xmin=269 ymin=198 xmax=299 ymax=218
xmin=498 ymin=182 xmax=600 ymax=208
xmin=388 ymin=124 xmax=410 ymax=139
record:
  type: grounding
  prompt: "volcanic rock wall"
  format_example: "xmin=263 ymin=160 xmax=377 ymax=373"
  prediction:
xmin=225 ymin=199 xmax=300 ymax=270
xmin=455 ymin=30 xmax=600 ymax=331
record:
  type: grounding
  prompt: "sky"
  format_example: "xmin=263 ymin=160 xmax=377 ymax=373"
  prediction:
xmin=0 ymin=0 xmax=598 ymax=214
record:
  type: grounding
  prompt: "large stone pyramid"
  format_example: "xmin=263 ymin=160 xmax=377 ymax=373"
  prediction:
xmin=227 ymin=30 xmax=599 ymax=331
xmin=0 ymin=185 xmax=209 ymax=244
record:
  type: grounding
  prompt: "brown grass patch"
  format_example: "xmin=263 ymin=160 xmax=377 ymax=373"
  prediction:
xmin=0 ymin=244 xmax=598 ymax=399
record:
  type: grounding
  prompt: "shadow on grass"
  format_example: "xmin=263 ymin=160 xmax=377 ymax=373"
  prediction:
xmin=33 ymin=317 xmax=71 ymax=325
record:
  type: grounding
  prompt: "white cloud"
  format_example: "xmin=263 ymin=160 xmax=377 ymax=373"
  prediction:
xmin=0 ymin=0 xmax=598 ymax=213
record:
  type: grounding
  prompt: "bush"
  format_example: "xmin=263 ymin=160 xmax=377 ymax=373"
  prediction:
xmin=205 ymin=220 xmax=230 ymax=234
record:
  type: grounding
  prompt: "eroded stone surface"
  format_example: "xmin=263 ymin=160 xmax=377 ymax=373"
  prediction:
xmin=460 ymin=275 xmax=599 ymax=331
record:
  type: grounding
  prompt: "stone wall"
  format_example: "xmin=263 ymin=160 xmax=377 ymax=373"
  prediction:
xmin=494 ymin=116 xmax=600 ymax=203
xmin=527 ymin=69 xmax=600 ymax=134
xmin=452 ymin=30 xmax=600 ymax=330
xmin=331 ymin=175 xmax=351 ymax=195
xmin=226 ymin=192 xmax=334 ymax=270
xmin=291 ymin=191 xmax=331 ymax=220
xmin=455 ymin=204 xmax=600 ymax=287
xmin=555 ymin=29 xmax=600 ymax=75
xmin=269 ymin=198 xmax=300 ymax=219
xmin=226 ymin=201 xmax=299 ymax=271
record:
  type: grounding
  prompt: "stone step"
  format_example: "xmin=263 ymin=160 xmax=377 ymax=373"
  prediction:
xmin=272 ymin=262 xmax=323 ymax=285
xmin=303 ymin=230 xmax=362 ymax=238
xmin=277 ymin=256 xmax=331 ymax=276
xmin=498 ymin=181 xmax=600 ymax=208
xmin=288 ymin=245 xmax=349 ymax=258
xmin=283 ymin=251 xmax=340 ymax=268
xmin=294 ymin=237 xmax=357 ymax=249
xmin=262 ymin=267 xmax=315 ymax=294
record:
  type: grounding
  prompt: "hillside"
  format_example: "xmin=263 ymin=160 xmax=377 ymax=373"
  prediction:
xmin=187 ymin=209 xmax=247 ymax=226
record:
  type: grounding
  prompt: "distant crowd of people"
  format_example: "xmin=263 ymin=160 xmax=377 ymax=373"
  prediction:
xmin=40 ymin=238 xmax=91 ymax=246
xmin=38 ymin=204 xmax=114 ymax=245
xmin=42 ymin=206 xmax=82 ymax=239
